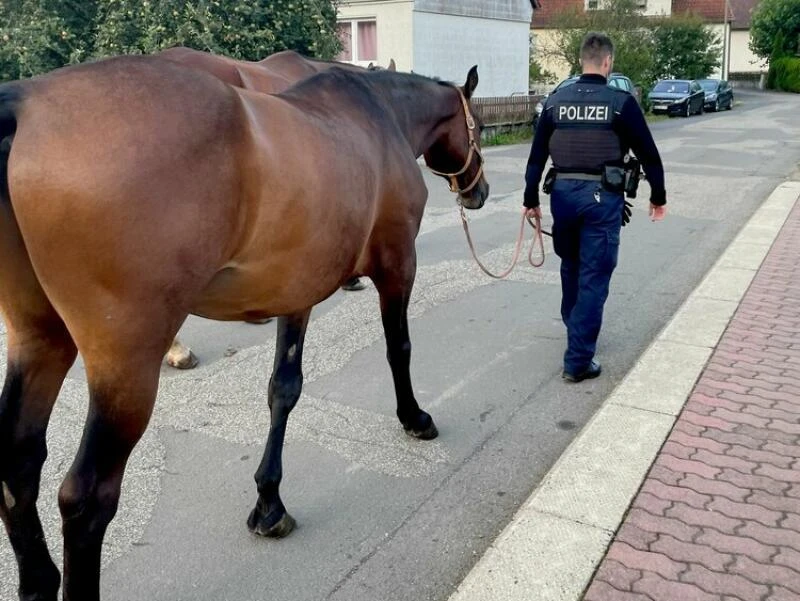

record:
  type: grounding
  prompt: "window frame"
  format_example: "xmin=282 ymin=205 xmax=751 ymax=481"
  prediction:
xmin=336 ymin=19 xmax=378 ymax=66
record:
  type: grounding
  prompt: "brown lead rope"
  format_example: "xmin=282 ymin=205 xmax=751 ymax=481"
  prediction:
xmin=458 ymin=205 xmax=546 ymax=279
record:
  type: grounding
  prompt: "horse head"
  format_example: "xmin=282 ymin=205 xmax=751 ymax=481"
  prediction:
xmin=423 ymin=66 xmax=489 ymax=210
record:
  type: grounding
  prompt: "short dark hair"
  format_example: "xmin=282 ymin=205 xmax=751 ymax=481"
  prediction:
xmin=580 ymin=32 xmax=614 ymax=65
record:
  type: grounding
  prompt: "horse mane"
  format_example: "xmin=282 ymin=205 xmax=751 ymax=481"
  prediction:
xmin=281 ymin=67 xmax=455 ymax=102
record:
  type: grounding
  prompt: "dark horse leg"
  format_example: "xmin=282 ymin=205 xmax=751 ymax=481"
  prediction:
xmin=248 ymin=309 xmax=311 ymax=538
xmin=0 ymin=314 xmax=76 ymax=601
xmin=57 ymin=337 xmax=165 ymax=601
xmin=374 ymin=255 xmax=438 ymax=440
xmin=0 ymin=204 xmax=78 ymax=601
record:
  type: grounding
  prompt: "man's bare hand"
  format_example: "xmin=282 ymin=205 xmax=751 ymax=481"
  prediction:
xmin=524 ymin=206 xmax=542 ymax=220
xmin=649 ymin=204 xmax=667 ymax=222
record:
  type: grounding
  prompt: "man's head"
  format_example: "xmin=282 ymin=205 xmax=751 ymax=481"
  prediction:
xmin=580 ymin=32 xmax=614 ymax=78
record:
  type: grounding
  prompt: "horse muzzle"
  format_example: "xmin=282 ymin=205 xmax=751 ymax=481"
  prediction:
xmin=460 ymin=179 xmax=489 ymax=210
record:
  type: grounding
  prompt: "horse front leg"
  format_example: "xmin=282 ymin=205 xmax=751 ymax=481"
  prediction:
xmin=374 ymin=257 xmax=438 ymax=440
xmin=248 ymin=309 xmax=311 ymax=538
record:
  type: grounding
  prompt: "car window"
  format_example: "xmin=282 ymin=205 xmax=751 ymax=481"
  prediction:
xmin=616 ymin=78 xmax=632 ymax=92
xmin=554 ymin=78 xmax=577 ymax=93
xmin=653 ymin=81 xmax=689 ymax=94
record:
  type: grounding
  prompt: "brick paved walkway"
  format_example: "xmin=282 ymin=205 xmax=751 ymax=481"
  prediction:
xmin=583 ymin=200 xmax=800 ymax=601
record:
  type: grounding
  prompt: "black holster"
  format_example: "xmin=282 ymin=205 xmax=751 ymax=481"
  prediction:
xmin=601 ymin=165 xmax=626 ymax=194
xmin=624 ymin=156 xmax=641 ymax=199
xmin=542 ymin=167 xmax=557 ymax=195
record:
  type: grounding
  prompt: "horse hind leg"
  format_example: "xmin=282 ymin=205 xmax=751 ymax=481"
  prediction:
xmin=248 ymin=309 xmax=310 ymax=538
xmin=0 ymin=311 xmax=77 ymax=601
xmin=373 ymin=254 xmax=438 ymax=440
xmin=57 ymin=335 xmax=166 ymax=601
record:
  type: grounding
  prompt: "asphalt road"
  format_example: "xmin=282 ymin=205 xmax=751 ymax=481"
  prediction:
xmin=1 ymin=89 xmax=799 ymax=601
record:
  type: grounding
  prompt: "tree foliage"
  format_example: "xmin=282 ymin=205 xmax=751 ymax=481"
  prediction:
xmin=767 ymin=56 xmax=800 ymax=91
xmin=650 ymin=14 xmax=721 ymax=80
xmin=539 ymin=0 xmax=723 ymax=88
xmin=0 ymin=0 xmax=96 ymax=80
xmin=542 ymin=0 xmax=654 ymax=87
xmin=0 ymin=0 xmax=341 ymax=81
xmin=749 ymin=0 xmax=800 ymax=61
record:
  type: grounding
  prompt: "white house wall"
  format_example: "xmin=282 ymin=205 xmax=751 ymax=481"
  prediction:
xmin=729 ymin=30 xmax=766 ymax=74
xmin=412 ymin=11 xmax=531 ymax=96
xmin=708 ymin=24 xmax=764 ymax=78
xmin=337 ymin=0 xmax=415 ymax=71
xmin=531 ymin=29 xmax=574 ymax=84
xmin=640 ymin=0 xmax=672 ymax=16
xmin=414 ymin=0 xmax=532 ymax=21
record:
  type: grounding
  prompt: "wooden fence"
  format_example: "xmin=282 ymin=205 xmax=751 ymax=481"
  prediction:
xmin=473 ymin=95 xmax=542 ymax=127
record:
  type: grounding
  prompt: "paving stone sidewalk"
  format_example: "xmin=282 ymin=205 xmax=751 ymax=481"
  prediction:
xmin=583 ymin=199 xmax=800 ymax=601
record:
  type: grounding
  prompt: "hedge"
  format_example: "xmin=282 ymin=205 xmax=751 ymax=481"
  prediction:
xmin=768 ymin=57 xmax=800 ymax=92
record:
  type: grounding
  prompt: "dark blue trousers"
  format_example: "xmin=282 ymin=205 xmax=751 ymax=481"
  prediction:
xmin=550 ymin=179 xmax=622 ymax=375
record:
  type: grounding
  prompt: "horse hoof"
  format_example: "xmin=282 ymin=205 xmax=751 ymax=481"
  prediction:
xmin=166 ymin=349 xmax=199 ymax=370
xmin=247 ymin=508 xmax=297 ymax=538
xmin=403 ymin=413 xmax=439 ymax=440
xmin=21 ymin=594 xmax=58 ymax=601
xmin=341 ymin=278 xmax=367 ymax=291
xmin=19 ymin=565 xmax=60 ymax=601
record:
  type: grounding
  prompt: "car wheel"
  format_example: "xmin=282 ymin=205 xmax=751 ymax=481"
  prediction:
xmin=715 ymin=99 xmax=720 ymax=112
xmin=698 ymin=103 xmax=704 ymax=115
xmin=684 ymin=102 xmax=690 ymax=117
xmin=727 ymin=98 xmax=733 ymax=110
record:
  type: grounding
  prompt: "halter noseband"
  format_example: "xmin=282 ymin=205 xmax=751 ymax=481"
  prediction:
xmin=426 ymin=87 xmax=485 ymax=196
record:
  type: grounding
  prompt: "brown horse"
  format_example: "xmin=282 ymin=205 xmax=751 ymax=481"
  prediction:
xmin=159 ymin=49 xmax=396 ymax=370
xmin=159 ymin=46 xmax=397 ymax=89
xmin=0 ymin=54 xmax=487 ymax=600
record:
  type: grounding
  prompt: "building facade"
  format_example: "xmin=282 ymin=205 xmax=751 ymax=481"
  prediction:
xmin=336 ymin=0 xmax=534 ymax=97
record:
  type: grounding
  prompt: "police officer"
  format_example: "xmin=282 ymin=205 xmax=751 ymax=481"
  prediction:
xmin=524 ymin=32 xmax=667 ymax=383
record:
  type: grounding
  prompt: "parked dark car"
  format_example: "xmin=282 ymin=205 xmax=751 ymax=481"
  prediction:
xmin=648 ymin=79 xmax=705 ymax=117
xmin=698 ymin=78 xmax=734 ymax=111
xmin=533 ymin=73 xmax=640 ymax=129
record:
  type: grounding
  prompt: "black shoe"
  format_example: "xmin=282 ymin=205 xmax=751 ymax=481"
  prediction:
xmin=341 ymin=277 xmax=366 ymax=291
xmin=562 ymin=360 xmax=602 ymax=383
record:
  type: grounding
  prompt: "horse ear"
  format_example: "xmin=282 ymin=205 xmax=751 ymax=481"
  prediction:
xmin=464 ymin=65 xmax=479 ymax=99
xmin=388 ymin=58 xmax=396 ymax=72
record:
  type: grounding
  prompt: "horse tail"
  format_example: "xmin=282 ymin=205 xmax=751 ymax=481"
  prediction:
xmin=0 ymin=83 xmax=22 ymax=205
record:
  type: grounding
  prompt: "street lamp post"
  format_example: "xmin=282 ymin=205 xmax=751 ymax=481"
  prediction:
xmin=722 ymin=0 xmax=731 ymax=79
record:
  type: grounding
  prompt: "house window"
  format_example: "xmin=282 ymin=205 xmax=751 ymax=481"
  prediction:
xmin=336 ymin=20 xmax=377 ymax=65
xmin=636 ymin=0 xmax=647 ymax=7
xmin=587 ymin=0 xmax=599 ymax=9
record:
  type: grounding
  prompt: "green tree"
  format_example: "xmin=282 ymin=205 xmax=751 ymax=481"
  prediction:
xmin=0 ymin=0 xmax=342 ymax=81
xmin=529 ymin=59 xmax=556 ymax=85
xmin=650 ymin=14 xmax=721 ymax=79
xmin=93 ymin=0 xmax=341 ymax=61
xmin=749 ymin=0 xmax=800 ymax=60
xmin=541 ymin=0 xmax=654 ymax=89
xmin=0 ymin=0 xmax=96 ymax=80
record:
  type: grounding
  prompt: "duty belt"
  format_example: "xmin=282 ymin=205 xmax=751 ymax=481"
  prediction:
xmin=554 ymin=172 xmax=602 ymax=182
